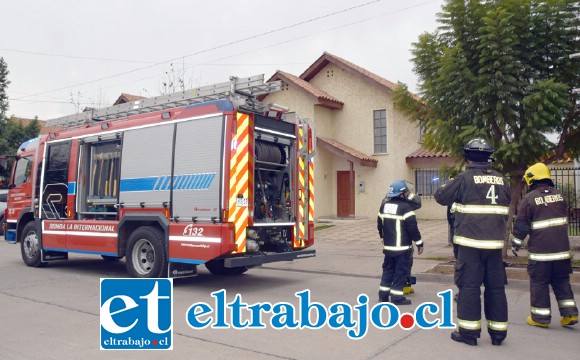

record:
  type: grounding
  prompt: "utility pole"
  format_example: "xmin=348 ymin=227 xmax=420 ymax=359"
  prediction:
xmin=571 ymin=53 xmax=579 ymax=94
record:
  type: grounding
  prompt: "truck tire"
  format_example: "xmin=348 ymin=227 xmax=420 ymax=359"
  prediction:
xmin=21 ymin=222 xmax=46 ymax=268
xmin=205 ymin=259 xmax=248 ymax=275
xmin=126 ymin=226 xmax=167 ymax=278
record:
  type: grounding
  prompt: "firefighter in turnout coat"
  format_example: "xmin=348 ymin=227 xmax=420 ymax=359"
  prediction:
xmin=512 ymin=163 xmax=578 ymax=328
xmin=377 ymin=180 xmax=423 ymax=305
xmin=435 ymin=138 xmax=511 ymax=346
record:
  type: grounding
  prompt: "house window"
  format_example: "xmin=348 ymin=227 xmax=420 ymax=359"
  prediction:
xmin=415 ymin=168 xmax=448 ymax=196
xmin=418 ymin=122 xmax=426 ymax=143
xmin=373 ymin=109 xmax=387 ymax=153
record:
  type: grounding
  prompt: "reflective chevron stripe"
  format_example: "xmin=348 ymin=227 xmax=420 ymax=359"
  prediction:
xmin=531 ymin=217 xmax=568 ymax=229
xmin=454 ymin=236 xmax=504 ymax=249
xmin=528 ymin=251 xmax=572 ymax=261
xmin=458 ymin=318 xmax=481 ymax=330
xmin=451 ymin=202 xmax=509 ymax=215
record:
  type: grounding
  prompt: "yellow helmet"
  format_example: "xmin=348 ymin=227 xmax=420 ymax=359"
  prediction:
xmin=523 ymin=163 xmax=551 ymax=186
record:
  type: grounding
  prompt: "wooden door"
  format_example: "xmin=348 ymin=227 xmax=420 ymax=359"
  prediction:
xmin=337 ymin=171 xmax=354 ymax=217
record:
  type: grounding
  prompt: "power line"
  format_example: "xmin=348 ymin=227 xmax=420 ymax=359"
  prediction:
xmin=209 ymin=0 xmax=438 ymax=64
xmin=0 ymin=47 xmax=309 ymax=67
xmin=0 ymin=48 xmax=159 ymax=64
xmin=10 ymin=0 xmax=437 ymax=108
xmin=12 ymin=0 xmax=383 ymax=100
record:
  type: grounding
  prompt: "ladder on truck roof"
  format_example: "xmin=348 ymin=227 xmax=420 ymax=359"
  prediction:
xmin=46 ymin=75 xmax=282 ymax=127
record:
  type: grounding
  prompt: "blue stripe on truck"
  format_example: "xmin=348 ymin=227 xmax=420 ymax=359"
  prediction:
xmin=120 ymin=173 xmax=216 ymax=192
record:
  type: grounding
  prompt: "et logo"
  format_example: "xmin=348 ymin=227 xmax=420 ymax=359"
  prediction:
xmin=100 ymin=279 xmax=173 ymax=350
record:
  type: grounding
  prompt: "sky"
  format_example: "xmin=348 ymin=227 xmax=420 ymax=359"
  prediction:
xmin=1 ymin=0 xmax=443 ymax=121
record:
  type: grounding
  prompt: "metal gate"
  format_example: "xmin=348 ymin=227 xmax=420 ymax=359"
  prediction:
xmin=551 ymin=166 xmax=580 ymax=236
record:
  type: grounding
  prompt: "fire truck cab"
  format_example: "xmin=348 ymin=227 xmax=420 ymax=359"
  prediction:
xmin=3 ymin=75 xmax=315 ymax=278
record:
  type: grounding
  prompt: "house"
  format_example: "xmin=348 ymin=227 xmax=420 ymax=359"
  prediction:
xmin=260 ymin=52 xmax=453 ymax=220
xmin=8 ymin=116 xmax=62 ymax=135
xmin=113 ymin=93 xmax=146 ymax=105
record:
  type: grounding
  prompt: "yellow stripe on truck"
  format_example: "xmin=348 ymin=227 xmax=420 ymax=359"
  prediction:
xmin=228 ymin=112 xmax=250 ymax=253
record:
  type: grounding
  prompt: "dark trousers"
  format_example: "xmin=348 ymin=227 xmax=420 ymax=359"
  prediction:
xmin=528 ymin=259 xmax=578 ymax=324
xmin=406 ymin=246 xmax=414 ymax=287
xmin=455 ymin=246 xmax=508 ymax=340
xmin=380 ymin=249 xmax=412 ymax=301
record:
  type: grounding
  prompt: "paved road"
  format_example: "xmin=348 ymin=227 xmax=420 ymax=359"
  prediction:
xmin=0 ymin=219 xmax=578 ymax=360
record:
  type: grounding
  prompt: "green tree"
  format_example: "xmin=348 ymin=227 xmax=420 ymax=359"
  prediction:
xmin=0 ymin=117 xmax=41 ymax=153
xmin=0 ymin=57 xmax=9 ymax=121
xmin=394 ymin=0 xmax=580 ymax=251
xmin=0 ymin=58 xmax=41 ymax=187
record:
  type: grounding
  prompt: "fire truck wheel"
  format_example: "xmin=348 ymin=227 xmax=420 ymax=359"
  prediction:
xmin=20 ymin=222 xmax=46 ymax=268
xmin=126 ymin=226 xmax=168 ymax=278
xmin=205 ymin=259 xmax=248 ymax=276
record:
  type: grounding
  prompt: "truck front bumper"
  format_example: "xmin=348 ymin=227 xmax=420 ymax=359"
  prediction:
xmin=224 ymin=248 xmax=316 ymax=268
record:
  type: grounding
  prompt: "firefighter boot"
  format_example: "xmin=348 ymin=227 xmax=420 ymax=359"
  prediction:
xmin=450 ymin=331 xmax=477 ymax=346
xmin=403 ymin=286 xmax=414 ymax=294
xmin=392 ymin=297 xmax=412 ymax=305
xmin=527 ymin=316 xmax=549 ymax=328
xmin=560 ymin=315 xmax=578 ymax=327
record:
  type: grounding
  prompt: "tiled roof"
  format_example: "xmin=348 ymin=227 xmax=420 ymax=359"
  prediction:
xmin=300 ymin=52 xmax=422 ymax=102
xmin=406 ymin=147 xmax=452 ymax=158
xmin=405 ymin=146 xmax=457 ymax=166
xmin=263 ymin=70 xmax=343 ymax=109
xmin=301 ymin=52 xmax=397 ymax=89
xmin=113 ymin=93 xmax=146 ymax=105
xmin=317 ymin=137 xmax=377 ymax=167
xmin=9 ymin=116 xmax=63 ymax=135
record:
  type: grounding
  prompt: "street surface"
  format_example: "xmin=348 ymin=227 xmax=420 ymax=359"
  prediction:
xmin=1 ymin=219 xmax=578 ymax=359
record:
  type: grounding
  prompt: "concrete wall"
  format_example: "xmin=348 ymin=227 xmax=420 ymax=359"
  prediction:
xmin=307 ymin=64 xmax=426 ymax=219
xmin=262 ymin=64 xmax=449 ymax=220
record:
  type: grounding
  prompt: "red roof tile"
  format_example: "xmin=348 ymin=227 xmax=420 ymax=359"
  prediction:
xmin=263 ymin=70 xmax=343 ymax=109
xmin=300 ymin=52 xmax=422 ymax=102
xmin=9 ymin=116 xmax=63 ymax=135
xmin=113 ymin=93 xmax=146 ymax=105
xmin=318 ymin=137 xmax=377 ymax=167
xmin=406 ymin=147 xmax=451 ymax=158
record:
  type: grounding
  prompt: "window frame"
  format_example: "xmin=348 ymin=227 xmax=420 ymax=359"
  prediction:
xmin=373 ymin=109 xmax=387 ymax=154
xmin=415 ymin=168 xmax=448 ymax=196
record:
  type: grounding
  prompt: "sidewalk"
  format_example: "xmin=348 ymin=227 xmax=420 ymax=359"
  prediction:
xmin=267 ymin=218 xmax=580 ymax=287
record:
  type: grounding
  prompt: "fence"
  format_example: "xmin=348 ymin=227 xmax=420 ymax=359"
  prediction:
xmin=552 ymin=166 xmax=580 ymax=236
xmin=414 ymin=166 xmax=580 ymax=235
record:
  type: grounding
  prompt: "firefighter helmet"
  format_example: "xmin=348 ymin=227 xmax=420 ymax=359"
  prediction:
xmin=387 ymin=180 xmax=409 ymax=198
xmin=463 ymin=138 xmax=495 ymax=162
xmin=523 ymin=162 xmax=551 ymax=186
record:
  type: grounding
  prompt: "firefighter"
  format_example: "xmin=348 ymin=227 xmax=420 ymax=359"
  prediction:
xmin=377 ymin=180 xmax=423 ymax=305
xmin=512 ymin=163 xmax=578 ymax=328
xmin=404 ymin=190 xmax=422 ymax=295
xmin=435 ymin=138 xmax=511 ymax=346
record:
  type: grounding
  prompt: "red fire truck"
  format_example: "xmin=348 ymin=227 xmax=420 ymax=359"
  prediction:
xmin=2 ymin=75 xmax=315 ymax=278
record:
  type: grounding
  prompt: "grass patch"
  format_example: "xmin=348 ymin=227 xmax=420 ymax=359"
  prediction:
xmin=422 ymin=256 xmax=453 ymax=262
xmin=314 ymin=224 xmax=335 ymax=232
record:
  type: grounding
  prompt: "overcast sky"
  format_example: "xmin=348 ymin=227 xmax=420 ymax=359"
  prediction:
xmin=1 ymin=0 xmax=443 ymax=120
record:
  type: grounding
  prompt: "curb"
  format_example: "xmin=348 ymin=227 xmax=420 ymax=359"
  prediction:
xmin=416 ymin=269 xmax=580 ymax=292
